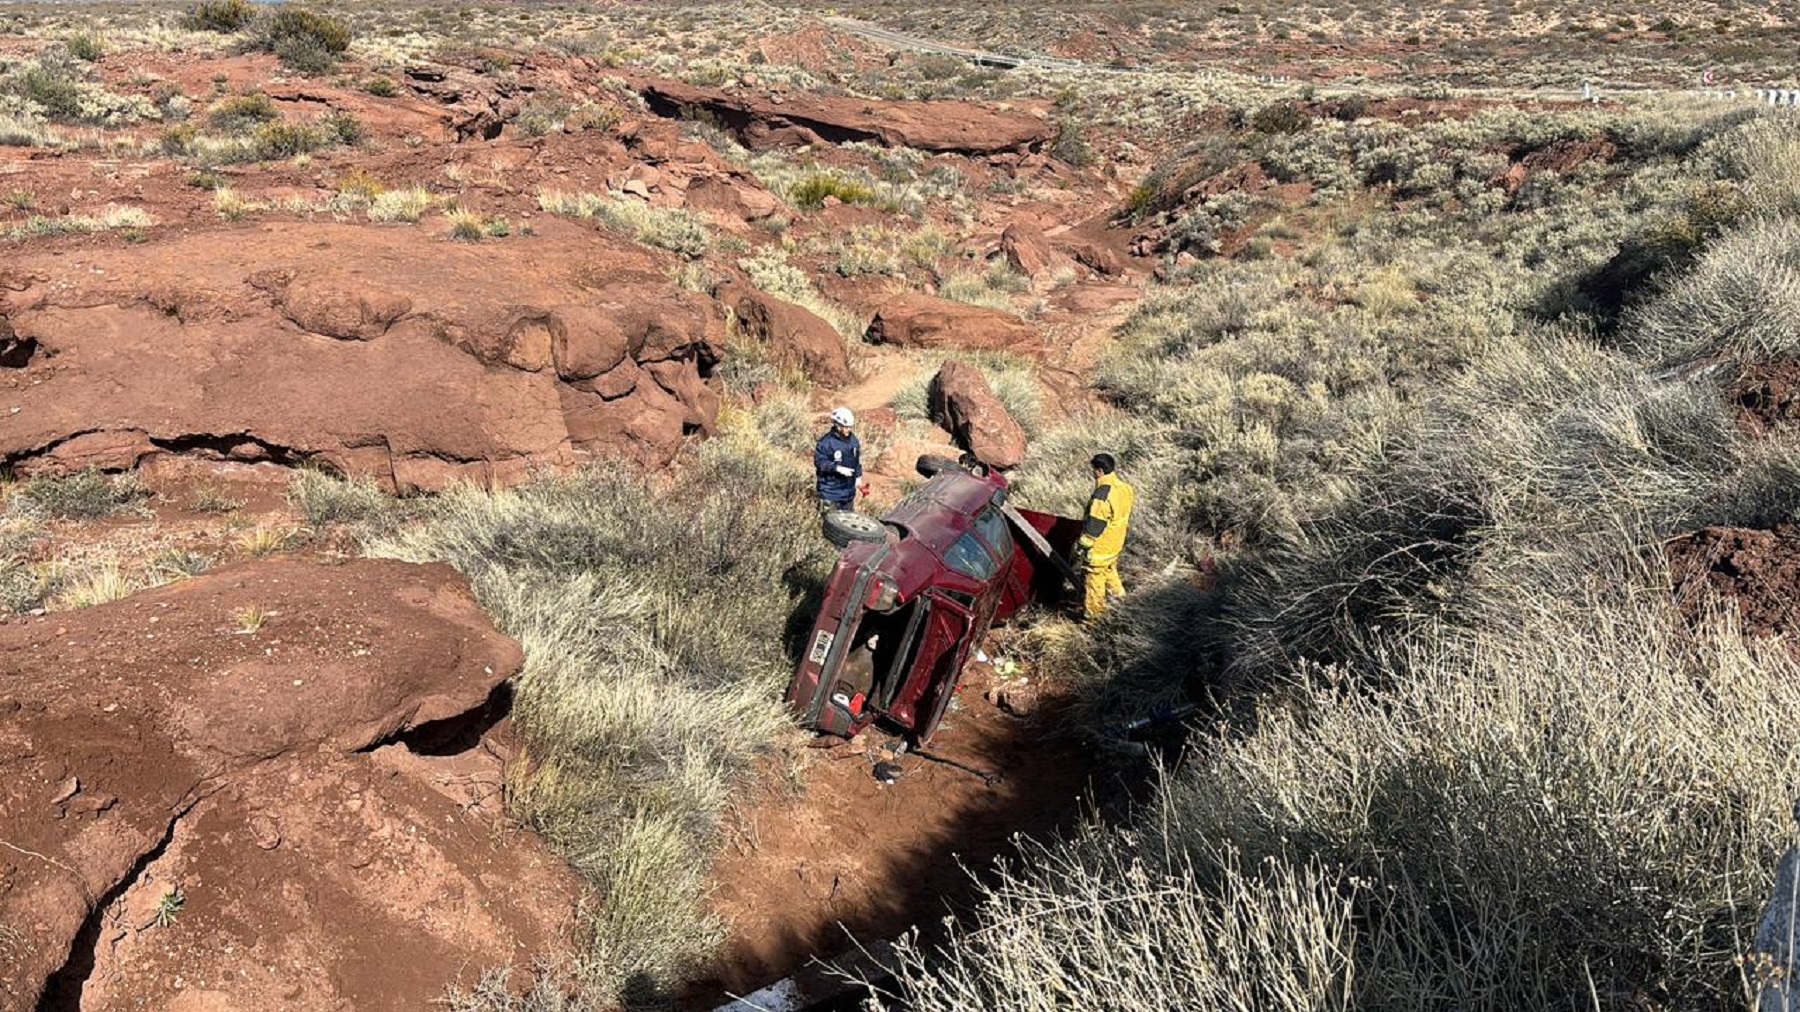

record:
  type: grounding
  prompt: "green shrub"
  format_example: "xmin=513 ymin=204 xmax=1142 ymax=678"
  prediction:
xmin=255 ymin=7 xmax=352 ymax=72
xmin=273 ymin=34 xmax=336 ymax=74
xmin=363 ymin=76 xmax=397 ymax=98
xmin=207 ymin=92 xmax=278 ymax=133
xmin=186 ymin=0 xmax=254 ymax=32
xmin=787 ymin=172 xmax=879 ymax=210
xmin=251 ymin=119 xmax=324 ymax=159
xmin=266 ymin=8 xmax=351 ymax=54
xmin=64 ymin=31 xmax=104 ymax=63
xmin=11 ymin=64 xmax=81 ymax=122
xmin=1250 ymin=100 xmax=1309 ymax=135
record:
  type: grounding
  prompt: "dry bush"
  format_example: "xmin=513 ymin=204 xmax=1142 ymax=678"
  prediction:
xmin=368 ymin=437 xmax=830 ymax=1006
xmin=6 ymin=470 xmax=147 ymax=521
xmin=1628 ymin=217 xmax=1800 ymax=367
xmin=538 ymin=189 xmax=711 ymax=259
xmin=880 ymin=99 xmax=1800 ymax=1012
xmin=886 ymin=584 xmax=1800 ymax=1011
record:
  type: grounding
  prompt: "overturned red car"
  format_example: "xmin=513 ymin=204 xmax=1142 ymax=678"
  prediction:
xmin=785 ymin=456 xmax=1080 ymax=742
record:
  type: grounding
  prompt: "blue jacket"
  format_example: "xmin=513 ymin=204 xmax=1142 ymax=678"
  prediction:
xmin=814 ymin=429 xmax=863 ymax=503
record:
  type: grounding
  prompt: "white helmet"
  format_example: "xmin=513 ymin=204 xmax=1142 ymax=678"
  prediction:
xmin=830 ymin=407 xmax=855 ymax=428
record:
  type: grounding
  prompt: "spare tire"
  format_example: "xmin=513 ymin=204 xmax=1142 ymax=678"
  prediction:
xmin=823 ymin=509 xmax=887 ymax=550
xmin=916 ymin=454 xmax=962 ymax=478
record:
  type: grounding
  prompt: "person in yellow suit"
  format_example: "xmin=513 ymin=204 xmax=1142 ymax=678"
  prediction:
xmin=1077 ymin=452 xmax=1134 ymax=619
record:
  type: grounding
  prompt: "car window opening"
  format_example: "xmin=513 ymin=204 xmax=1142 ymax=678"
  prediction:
xmin=843 ymin=598 xmax=930 ymax=711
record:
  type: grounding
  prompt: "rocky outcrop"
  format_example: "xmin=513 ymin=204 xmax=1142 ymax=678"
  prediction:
xmin=1001 ymin=223 xmax=1080 ymax=293
xmin=0 ymin=221 xmax=725 ymax=491
xmin=0 ymin=558 xmax=577 ymax=1012
xmin=717 ymin=278 xmax=852 ymax=386
xmin=866 ymin=292 xmax=1038 ymax=353
xmin=629 ymin=74 xmax=1051 ymax=155
xmin=929 ymin=359 xmax=1028 ymax=470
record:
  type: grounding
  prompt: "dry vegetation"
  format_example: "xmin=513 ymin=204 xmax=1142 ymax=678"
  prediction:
xmin=877 ymin=104 xmax=1800 ymax=1012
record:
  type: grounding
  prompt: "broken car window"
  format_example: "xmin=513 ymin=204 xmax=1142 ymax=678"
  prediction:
xmin=944 ymin=530 xmax=1001 ymax=581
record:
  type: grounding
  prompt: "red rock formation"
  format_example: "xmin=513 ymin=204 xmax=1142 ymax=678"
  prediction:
xmin=929 ymin=359 xmax=1028 ymax=470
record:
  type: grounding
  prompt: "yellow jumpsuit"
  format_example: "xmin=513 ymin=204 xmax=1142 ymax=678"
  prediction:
xmin=1078 ymin=472 xmax=1134 ymax=618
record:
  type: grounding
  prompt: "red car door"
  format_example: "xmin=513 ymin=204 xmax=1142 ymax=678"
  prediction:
xmin=911 ymin=592 xmax=974 ymax=741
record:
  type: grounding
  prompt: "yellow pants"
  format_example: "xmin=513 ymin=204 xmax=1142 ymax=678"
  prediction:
xmin=1084 ymin=556 xmax=1125 ymax=619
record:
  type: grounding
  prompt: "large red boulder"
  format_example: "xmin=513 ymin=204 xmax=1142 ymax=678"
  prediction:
xmin=0 ymin=558 xmax=579 ymax=1012
xmin=929 ymin=359 xmax=1028 ymax=470
xmin=717 ymin=278 xmax=852 ymax=386
xmin=1000 ymin=223 xmax=1080 ymax=293
xmin=866 ymin=292 xmax=1037 ymax=354
xmin=0 ymin=220 xmax=726 ymax=490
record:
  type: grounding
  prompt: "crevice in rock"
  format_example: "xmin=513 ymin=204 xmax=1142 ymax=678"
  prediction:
xmin=147 ymin=433 xmax=309 ymax=467
xmin=366 ymin=681 xmax=514 ymax=758
xmin=636 ymin=87 xmax=882 ymax=149
xmin=0 ymin=334 xmax=37 ymax=368
xmin=36 ymin=813 xmax=182 ymax=1012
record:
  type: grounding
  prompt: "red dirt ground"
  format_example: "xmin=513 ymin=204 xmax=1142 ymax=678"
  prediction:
xmin=1669 ymin=523 xmax=1800 ymax=642
xmin=1734 ymin=360 xmax=1800 ymax=434
xmin=690 ymin=655 xmax=1103 ymax=1005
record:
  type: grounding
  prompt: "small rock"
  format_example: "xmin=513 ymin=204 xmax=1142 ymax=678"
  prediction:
xmin=250 ymin=814 xmax=282 ymax=851
xmin=51 ymin=776 xmax=79 ymax=804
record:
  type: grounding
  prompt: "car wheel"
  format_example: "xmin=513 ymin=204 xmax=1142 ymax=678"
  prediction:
xmin=822 ymin=509 xmax=887 ymax=549
xmin=915 ymin=454 xmax=962 ymax=478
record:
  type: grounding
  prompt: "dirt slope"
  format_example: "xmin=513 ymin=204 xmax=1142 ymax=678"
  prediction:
xmin=0 ymin=558 xmax=578 ymax=1012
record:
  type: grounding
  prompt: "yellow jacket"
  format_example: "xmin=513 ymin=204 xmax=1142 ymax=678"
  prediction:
xmin=1078 ymin=473 xmax=1134 ymax=561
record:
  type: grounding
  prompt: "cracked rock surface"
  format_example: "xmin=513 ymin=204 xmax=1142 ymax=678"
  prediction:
xmin=0 ymin=558 xmax=577 ymax=1012
xmin=0 ymin=219 xmax=725 ymax=491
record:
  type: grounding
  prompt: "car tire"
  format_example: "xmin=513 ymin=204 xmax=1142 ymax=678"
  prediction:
xmin=822 ymin=509 xmax=887 ymax=549
xmin=916 ymin=454 xmax=962 ymax=478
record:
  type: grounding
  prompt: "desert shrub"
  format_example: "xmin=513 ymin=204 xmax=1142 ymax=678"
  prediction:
xmin=1700 ymin=112 xmax=1800 ymax=218
xmin=1628 ymin=217 xmax=1800 ymax=367
xmin=363 ymin=76 xmax=397 ymax=98
xmin=786 ymin=172 xmax=878 ymax=210
xmin=938 ymin=262 xmax=1031 ymax=312
xmin=272 ymin=34 xmax=335 ymax=74
xmin=252 ymin=7 xmax=351 ymax=73
xmin=1250 ymin=100 xmax=1309 ymax=135
xmin=1050 ymin=117 xmax=1095 ymax=167
xmin=207 ymin=92 xmax=277 ymax=133
xmin=211 ymin=187 xmax=263 ymax=220
xmin=882 ymin=585 xmax=1800 ymax=1012
xmin=63 ymin=31 xmax=104 ymax=63
xmin=367 ymin=439 xmax=830 ymax=1004
xmin=368 ymin=186 xmax=432 ymax=223
xmin=322 ymin=110 xmax=364 ymax=145
xmin=9 ymin=63 xmax=81 ymax=122
xmin=537 ymin=190 xmax=710 ymax=259
xmin=7 ymin=470 xmax=146 ymax=521
xmin=446 ymin=208 xmax=487 ymax=241
xmin=250 ymin=119 xmax=324 ymax=159
xmin=882 ymin=97 xmax=1800 ymax=1012
xmin=288 ymin=469 xmax=398 ymax=529
xmin=186 ymin=0 xmax=254 ymax=32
